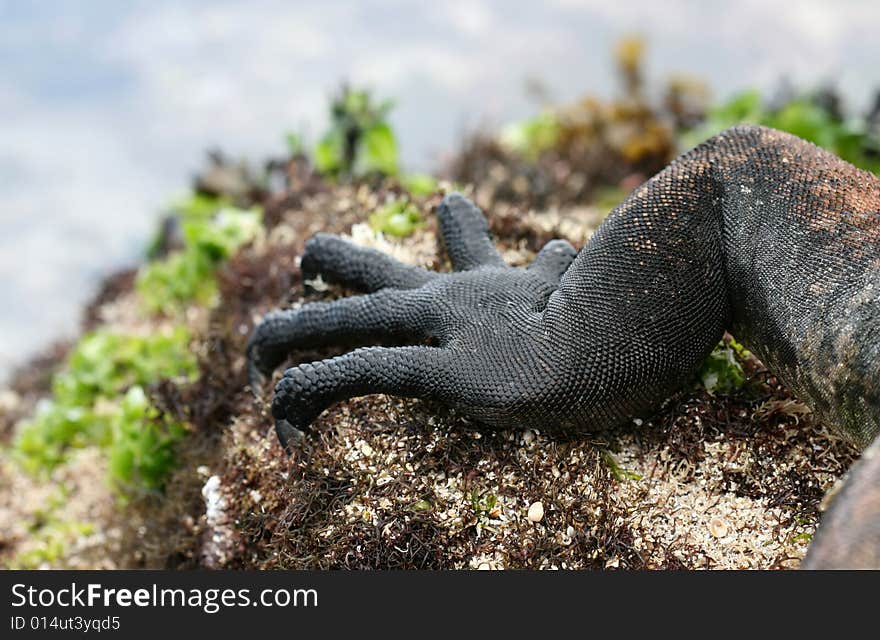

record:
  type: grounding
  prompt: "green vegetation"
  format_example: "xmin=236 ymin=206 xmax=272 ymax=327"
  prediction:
xmin=11 ymin=520 xmax=94 ymax=569
xmin=137 ymin=251 xmax=218 ymax=312
xmin=6 ymin=176 xmax=261 ymax=566
xmin=368 ymin=199 xmax=423 ymax=237
xmin=13 ymin=328 xmax=195 ymax=491
xmin=56 ymin=329 xmax=195 ymax=406
xmin=15 ymin=190 xmax=258 ymax=495
xmin=107 ymin=386 xmax=188 ymax=494
xmin=9 ymin=488 xmax=95 ymax=569
xmin=469 ymin=489 xmax=500 ymax=535
xmin=399 ymin=173 xmax=438 ymax=197
xmin=699 ymin=337 xmax=751 ymax=395
xmin=601 ymin=450 xmax=642 ymax=482
xmin=684 ymin=89 xmax=880 ymax=174
xmin=284 ymin=132 xmax=305 ymax=157
xmin=409 ymin=499 xmax=433 ymax=512
xmin=138 ymin=195 xmax=261 ymax=314
xmin=500 ymin=111 xmax=561 ymax=159
xmin=314 ymin=86 xmax=399 ymax=178
xmin=469 ymin=489 xmax=498 ymax=518
xmin=790 ymin=531 xmax=813 ymax=544
xmin=170 ymin=192 xmax=234 ymax=219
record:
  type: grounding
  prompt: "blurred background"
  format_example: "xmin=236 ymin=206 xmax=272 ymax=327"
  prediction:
xmin=1 ymin=0 xmax=878 ymax=381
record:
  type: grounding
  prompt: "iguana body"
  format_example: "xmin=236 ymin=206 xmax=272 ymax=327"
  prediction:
xmin=248 ymin=125 xmax=880 ymax=567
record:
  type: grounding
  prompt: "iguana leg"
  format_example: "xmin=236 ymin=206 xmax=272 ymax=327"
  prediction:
xmin=249 ymin=125 xmax=880 ymax=568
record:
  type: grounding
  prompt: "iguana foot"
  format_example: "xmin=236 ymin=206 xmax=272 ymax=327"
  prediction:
xmin=247 ymin=194 xmax=578 ymax=450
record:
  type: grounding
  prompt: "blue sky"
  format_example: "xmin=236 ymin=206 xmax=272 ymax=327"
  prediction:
xmin=1 ymin=0 xmax=877 ymax=379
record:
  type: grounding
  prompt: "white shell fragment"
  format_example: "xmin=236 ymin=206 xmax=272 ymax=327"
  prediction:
xmin=708 ymin=516 xmax=731 ymax=539
xmin=527 ymin=501 xmax=544 ymax=522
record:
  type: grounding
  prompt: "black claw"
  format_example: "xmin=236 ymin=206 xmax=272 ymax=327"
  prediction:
xmin=245 ymin=339 xmax=268 ymax=397
xmin=300 ymin=236 xmax=321 ymax=274
xmin=247 ymin=359 xmax=265 ymax=397
xmin=275 ymin=418 xmax=306 ymax=453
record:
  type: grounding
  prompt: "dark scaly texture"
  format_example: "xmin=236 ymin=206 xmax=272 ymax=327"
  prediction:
xmin=247 ymin=124 xmax=880 ymax=566
xmin=803 ymin=434 xmax=880 ymax=568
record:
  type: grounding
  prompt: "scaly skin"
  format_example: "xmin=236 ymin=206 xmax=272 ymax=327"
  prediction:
xmin=803 ymin=434 xmax=880 ymax=568
xmin=247 ymin=125 xmax=880 ymax=568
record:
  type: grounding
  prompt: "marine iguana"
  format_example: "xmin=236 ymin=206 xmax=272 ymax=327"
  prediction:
xmin=247 ymin=124 xmax=880 ymax=568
